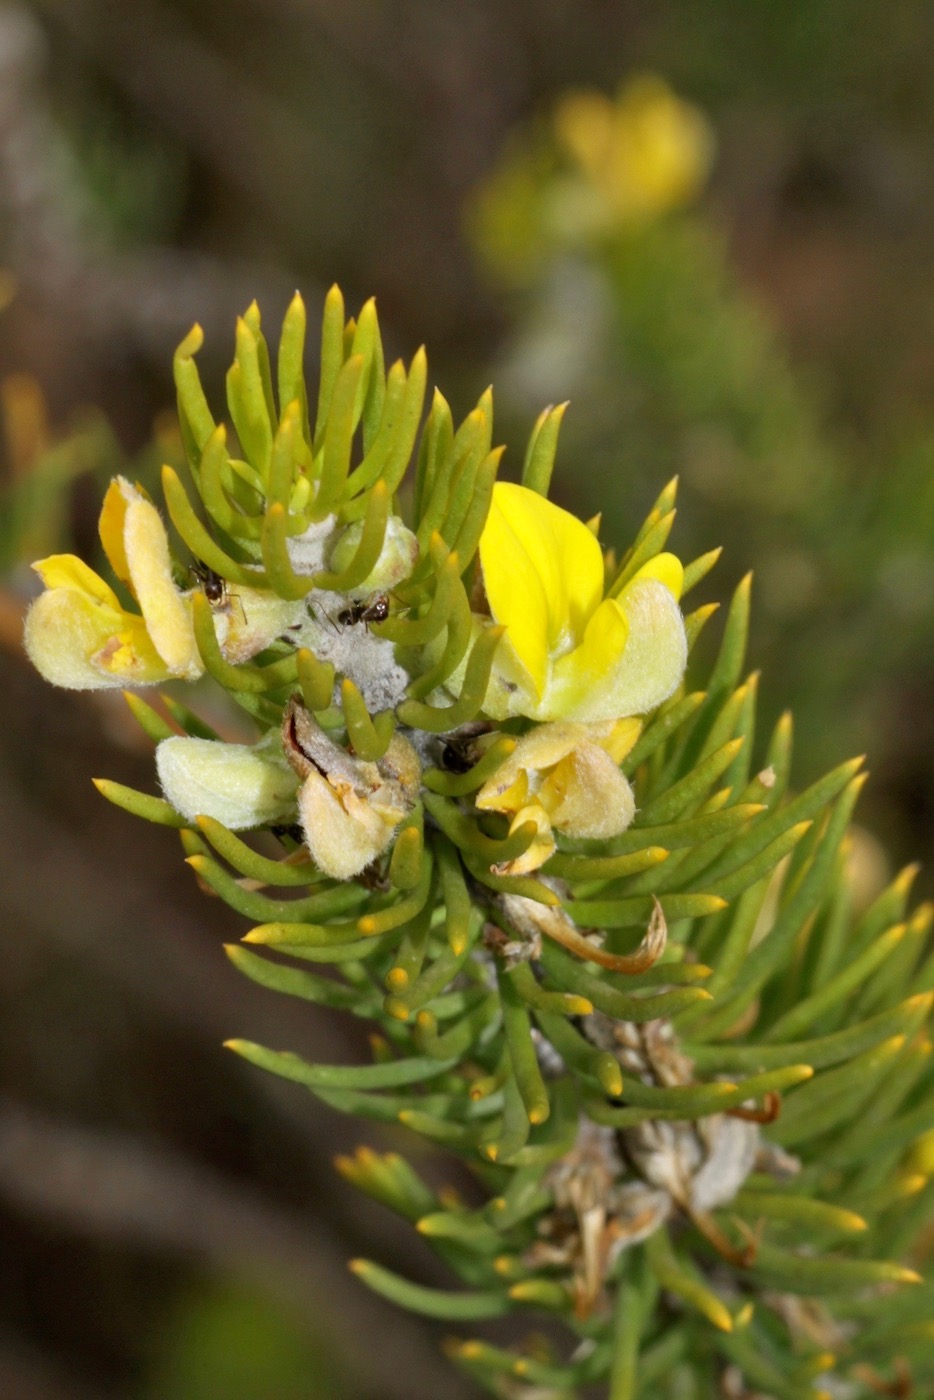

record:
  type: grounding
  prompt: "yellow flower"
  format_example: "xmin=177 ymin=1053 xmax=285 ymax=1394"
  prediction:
xmin=554 ymin=75 xmax=714 ymax=224
xmin=476 ymin=718 xmax=642 ymax=875
xmin=24 ymin=476 xmax=302 ymax=690
xmin=25 ymin=477 xmax=200 ymax=689
xmin=477 ymin=482 xmax=686 ymax=723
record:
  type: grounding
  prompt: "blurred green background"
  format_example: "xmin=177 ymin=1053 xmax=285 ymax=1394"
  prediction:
xmin=1 ymin=2 xmax=933 ymax=1395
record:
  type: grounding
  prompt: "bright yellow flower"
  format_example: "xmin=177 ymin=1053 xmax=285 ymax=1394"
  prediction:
xmin=476 ymin=718 xmax=642 ymax=875
xmin=24 ymin=477 xmax=302 ymax=690
xmin=477 ymin=482 xmax=686 ymax=723
xmin=554 ymin=75 xmax=714 ymax=224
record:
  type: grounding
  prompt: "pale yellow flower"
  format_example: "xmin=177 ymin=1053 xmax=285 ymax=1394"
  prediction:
xmin=476 ymin=717 xmax=641 ymax=874
xmin=24 ymin=476 xmax=301 ymax=689
xmin=476 ymin=482 xmax=686 ymax=723
xmin=25 ymin=477 xmax=200 ymax=689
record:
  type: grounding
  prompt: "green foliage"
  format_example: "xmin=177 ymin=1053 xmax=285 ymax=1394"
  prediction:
xmin=81 ymin=293 xmax=934 ymax=1398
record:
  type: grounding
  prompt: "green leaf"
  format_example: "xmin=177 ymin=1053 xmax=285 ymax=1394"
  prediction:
xmin=224 ymin=945 xmax=377 ymax=1013
xmin=349 ymin=1260 xmax=511 ymax=1320
xmin=93 ymin=778 xmax=186 ymax=827
xmin=687 ymin=994 xmax=933 ymax=1072
xmin=521 ymin=400 xmax=568 ymax=497
xmin=225 ymin=1038 xmax=458 ymax=1090
xmin=748 ymin=1240 xmax=920 ymax=1295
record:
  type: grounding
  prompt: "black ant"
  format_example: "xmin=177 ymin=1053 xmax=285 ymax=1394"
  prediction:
xmin=191 ymin=559 xmax=226 ymax=605
xmin=440 ymin=738 xmax=474 ymax=774
xmin=191 ymin=559 xmax=247 ymax=624
xmin=335 ymin=593 xmax=390 ymax=630
xmin=270 ymin=822 xmax=305 ymax=845
xmin=439 ymin=724 xmax=493 ymax=774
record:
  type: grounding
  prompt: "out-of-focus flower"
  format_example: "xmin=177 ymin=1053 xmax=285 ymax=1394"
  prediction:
xmin=468 ymin=75 xmax=714 ymax=285
xmin=554 ymin=75 xmax=715 ymax=225
xmin=476 ymin=718 xmax=641 ymax=874
xmin=476 ymin=482 xmax=686 ymax=723
xmin=157 ymin=735 xmax=299 ymax=829
xmin=24 ymin=476 xmax=302 ymax=689
xmin=282 ymin=696 xmax=420 ymax=880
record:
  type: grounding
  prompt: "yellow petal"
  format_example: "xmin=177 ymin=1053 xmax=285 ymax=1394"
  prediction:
xmin=476 ymin=767 xmax=529 ymax=816
xmin=496 ymin=803 xmax=555 ymax=876
xmin=569 ymin=577 xmax=686 ymax=723
xmin=476 ymin=722 xmax=585 ymax=812
xmin=23 ymin=587 xmax=169 ymax=690
xmin=539 ymin=743 xmax=635 ymax=840
xmin=480 ymin=483 xmax=604 ymax=699
xmin=601 ymin=716 xmax=643 ymax=764
xmin=98 ymin=478 xmax=132 ymax=587
xmin=31 ymin=553 xmax=122 ymax=610
xmin=550 ymin=596 xmax=630 ymax=717
xmin=297 ymin=770 xmax=399 ymax=880
xmin=122 ymin=487 xmax=199 ymax=676
xmin=610 ymin=76 xmax=714 ymax=218
xmin=554 ymin=90 xmax=616 ymax=184
xmin=629 ymin=551 xmax=684 ymax=601
xmin=93 ymin=616 xmax=173 ymax=680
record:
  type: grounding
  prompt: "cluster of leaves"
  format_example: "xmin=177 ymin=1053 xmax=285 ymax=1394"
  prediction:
xmin=84 ymin=292 xmax=933 ymax=1399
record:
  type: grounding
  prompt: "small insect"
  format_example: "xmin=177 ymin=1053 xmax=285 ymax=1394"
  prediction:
xmin=439 ymin=724 xmax=492 ymax=774
xmin=191 ymin=559 xmax=247 ymax=624
xmin=270 ymin=822 xmax=305 ymax=845
xmin=190 ymin=559 xmax=227 ymax=606
xmin=440 ymin=738 xmax=475 ymax=774
xmin=336 ymin=592 xmax=390 ymax=630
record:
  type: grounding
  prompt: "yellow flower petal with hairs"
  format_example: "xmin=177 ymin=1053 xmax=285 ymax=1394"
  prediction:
xmin=477 ymin=720 xmax=637 ymax=875
xmin=27 ymin=476 xmax=305 ymax=692
xmin=24 ymin=578 xmax=168 ymax=689
xmin=32 ymin=553 xmax=122 ymax=610
xmin=98 ymin=478 xmax=133 ymax=588
xmin=25 ymin=478 xmax=201 ymax=690
xmin=119 ymin=479 xmax=199 ymax=677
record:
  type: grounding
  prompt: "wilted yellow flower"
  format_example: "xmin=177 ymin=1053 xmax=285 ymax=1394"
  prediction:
xmin=24 ymin=476 xmax=301 ymax=689
xmin=282 ymin=697 xmax=421 ymax=880
xmin=554 ymin=75 xmax=714 ymax=224
xmin=476 ymin=482 xmax=686 ymax=724
xmin=476 ymin=718 xmax=641 ymax=874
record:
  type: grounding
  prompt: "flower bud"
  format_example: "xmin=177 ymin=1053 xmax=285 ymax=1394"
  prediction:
xmin=156 ymin=735 xmax=299 ymax=829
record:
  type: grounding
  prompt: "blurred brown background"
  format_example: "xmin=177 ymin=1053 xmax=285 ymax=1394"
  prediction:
xmin=1 ymin=2 xmax=934 ymax=1395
